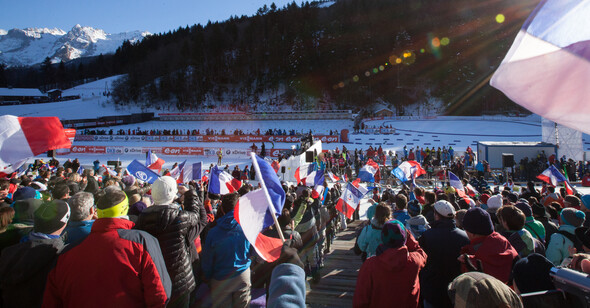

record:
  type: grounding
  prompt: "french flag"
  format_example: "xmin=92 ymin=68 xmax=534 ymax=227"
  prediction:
xmin=490 ymin=0 xmax=590 ymax=135
xmin=301 ymin=169 xmax=325 ymax=187
xmin=449 ymin=171 xmax=467 ymax=198
xmin=146 ymin=150 xmax=165 ymax=172
xmin=0 ymin=116 xmax=71 ymax=176
xmin=294 ymin=163 xmax=313 ymax=184
xmin=537 ymin=165 xmax=567 ymax=186
xmin=327 ymin=171 xmax=340 ymax=182
xmin=101 ymin=164 xmax=118 ymax=177
xmin=170 ymin=160 xmax=186 ymax=184
xmin=392 ymin=160 xmax=426 ymax=183
xmin=358 ymin=159 xmax=380 ymax=183
xmin=336 ymin=179 xmax=368 ymax=219
xmin=208 ymin=165 xmax=242 ymax=195
xmin=234 ymin=155 xmax=285 ymax=262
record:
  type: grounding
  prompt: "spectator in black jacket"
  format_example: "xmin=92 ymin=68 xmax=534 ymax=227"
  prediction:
xmin=135 ymin=176 xmax=207 ymax=308
xmin=418 ymin=200 xmax=470 ymax=308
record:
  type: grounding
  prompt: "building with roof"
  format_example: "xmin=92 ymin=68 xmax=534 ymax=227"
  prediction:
xmin=0 ymin=87 xmax=48 ymax=105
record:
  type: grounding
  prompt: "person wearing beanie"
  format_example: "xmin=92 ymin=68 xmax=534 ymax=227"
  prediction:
xmin=512 ymin=253 xmax=567 ymax=306
xmin=405 ymin=200 xmax=430 ymax=239
xmin=459 ymin=207 xmax=518 ymax=284
xmin=419 ymin=200 xmax=469 ymax=308
xmin=514 ymin=202 xmax=546 ymax=243
xmin=532 ymin=202 xmax=559 ymax=243
xmin=62 ymin=192 xmax=96 ymax=245
xmin=564 ymin=195 xmax=581 ymax=210
xmin=546 ymin=207 xmax=586 ymax=266
xmin=135 ymin=176 xmax=208 ymax=307
xmin=0 ymin=200 xmax=70 ymax=307
xmin=448 ymin=272 xmax=523 ymax=308
xmin=202 ymin=192 xmax=253 ymax=308
xmin=354 ymin=220 xmax=427 ymax=308
xmin=43 ymin=189 xmax=172 ymax=307
xmin=357 ymin=203 xmax=392 ymax=260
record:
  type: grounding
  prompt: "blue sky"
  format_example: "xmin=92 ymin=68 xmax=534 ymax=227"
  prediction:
xmin=0 ymin=0 xmax=297 ymax=34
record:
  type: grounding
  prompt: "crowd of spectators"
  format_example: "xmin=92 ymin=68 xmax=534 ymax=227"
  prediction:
xmin=79 ymin=127 xmax=340 ymax=137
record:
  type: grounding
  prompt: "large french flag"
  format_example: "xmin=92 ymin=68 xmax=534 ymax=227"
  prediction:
xmin=392 ymin=160 xmax=426 ymax=182
xmin=490 ymin=0 xmax=590 ymax=135
xmin=449 ymin=171 xmax=467 ymax=198
xmin=0 ymin=116 xmax=71 ymax=176
xmin=235 ymin=155 xmax=285 ymax=262
xmin=537 ymin=165 xmax=567 ymax=186
xmin=146 ymin=150 xmax=165 ymax=172
xmin=208 ymin=165 xmax=242 ymax=195
xmin=335 ymin=180 xmax=368 ymax=219
xmin=301 ymin=169 xmax=325 ymax=187
xmin=358 ymin=159 xmax=380 ymax=183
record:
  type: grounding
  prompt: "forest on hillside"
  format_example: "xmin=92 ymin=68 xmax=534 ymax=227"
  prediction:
xmin=1 ymin=0 xmax=540 ymax=115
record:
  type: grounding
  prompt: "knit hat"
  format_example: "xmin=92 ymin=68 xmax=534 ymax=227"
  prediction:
xmin=514 ymin=202 xmax=533 ymax=218
xmin=407 ymin=200 xmax=422 ymax=216
xmin=128 ymin=201 xmax=147 ymax=216
xmin=34 ymin=200 xmax=71 ymax=234
xmin=576 ymin=227 xmax=590 ymax=250
xmin=381 ymin=220 xmax=407 ymax=249
xmin=512 ymin=253 xmax=555 ymax=294
xmin=507 ymin=192 xmax=518 ymax=204
xmin=581 ymin=195 xmax=590 ymax=211
xmin=434 ymin=200 xmax=455 ymax=218
xmin=462 ymin=207 xmax=494 ymax=236
xmin=121 ymin=175 xmax=135 ymax=188
xmin=97 ymin=189 xmax=129 ymax=218
xmin=479 ymin=194 xmax=490 ymax=205
xmin=561 ymin=208 xmax=586 ymax=227
xmin=564 ymin=195 xmax=581 ymax=209
xmin=532 ymin=202 xmax=549 ymax=218
xmin=13 ymin=198 xmax=43 ymax=225
xmin=151 ymin=176 xmax=178 ymax=205
xmin=486 ymin=194 xmax=503 ymax=211
xmin=12 ymin=186 xmax=37 ymax=202
xmin=448 ymin=272 xmax=522 ymax=308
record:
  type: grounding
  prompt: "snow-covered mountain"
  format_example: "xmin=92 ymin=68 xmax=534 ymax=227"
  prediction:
xmin=0 ymin=25 xmax=150 ymax=67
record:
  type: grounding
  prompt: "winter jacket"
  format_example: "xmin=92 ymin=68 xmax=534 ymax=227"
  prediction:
xmin=537 ymin=216 xmax=559 ymax=243
xmin=419 ymin=218 xmax=470 ymax=308
xmin=460 ymin=231 xmax=518 ymax=284
xmin=357 ymin=218 xmax=384 ymax=258
xmin=201 ymin=211 xmax=251 ymax=281
xmin=501 ymin=229 xmax=545 ymax=257
xmin=267 ymin=264 xmax=306 ymax=308
xmin=546 ymin=224 xmax=577 ymax=266
xmin=63 ymin=220 xmax=94 ymax=245
xmin=353 ymin=232 xmax=426 ymax=308
xmin=393 ymin=209 xmax=411 ymax=225
xmin=406 ymin=215 xmax=430 ymax=239
xmin=0 ymin=236 xmax=64 ymax=308
xmin=135 ymin=191 xmax=207 ymax=299
xmin=43 ymin=218 xmax=172 ymax=308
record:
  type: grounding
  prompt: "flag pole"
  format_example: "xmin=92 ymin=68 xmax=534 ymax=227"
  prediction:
xmin=250 ymin=152 xmax=285 ymax=242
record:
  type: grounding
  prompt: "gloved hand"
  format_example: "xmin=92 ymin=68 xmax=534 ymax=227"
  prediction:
xmin=273 ymin=239 xmax=304 ymax=269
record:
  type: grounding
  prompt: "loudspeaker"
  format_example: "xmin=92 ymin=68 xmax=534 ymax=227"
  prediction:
xmin=107 ymin=160 xmax=121 ymax=168
xmin=47 ymin=150 xmax=55 ymax=157
xmin=502 ymin=153 xmax=514 ymax=168
xmin=281 ymin=166 xmax=286 ymax=173
xmin=305 ymin=151 xmax=314 ymax=163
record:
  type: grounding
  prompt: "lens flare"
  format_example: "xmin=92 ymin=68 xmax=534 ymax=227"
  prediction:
xmin=379 ymin=65 xmax=385 ymax=71
xmin=496 ymin=14 xmax=505 ymax=23
xmin=353 ymin=75 xmax=360 ymax=82
xmin=365 ymin=71 xmax=371 ymax=77
xmin=431 ymin=37 xmax=441 ymax=48
xmin=372 ymin=68 xmax=379 ymax=74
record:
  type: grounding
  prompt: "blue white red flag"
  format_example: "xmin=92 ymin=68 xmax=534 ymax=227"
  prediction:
xmin=490 ymin=0 xmax=590 ymax=135
xmin=448 ymin=171 xmax=467 ymax=198
xmin=301 ymin=169 xmax=325 ymax=187
xmin=208 ymin=165 xmax=242 ymax=195
xmin=537 ymin=165 xmax=567 ymax=186
xmin=101 ymin=164 xmax=117 ymax=177
xmin=146 ymin=150 xmax=165 ymax=172
xmin=234 ymin=155 xmax=285 ymax=262
xmin=294 ymin=163 xmax=313 ymax=184
xmin=126 ymin=159 xmax=160 ymax=184
xmin=335 ymin=180 xmax=368 ymax=219
xmin=358 ymin=159 xmax=379 ymax=183
xmin=327 ymin=171 xmax=340 ymax=182
xmin=392 ymin=160 xmax=426 ymax=182
xmin=170 ymin=160 xmax=186 ymax=183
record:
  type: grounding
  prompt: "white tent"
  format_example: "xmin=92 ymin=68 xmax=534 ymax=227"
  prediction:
xmin=279 ymin=141 xmax=323 ymax=183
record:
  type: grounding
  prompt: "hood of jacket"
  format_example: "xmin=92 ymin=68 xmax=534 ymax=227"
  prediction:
xmin=0 ymin=238 xmax=64 ymax=285
xmin=407 ymin=215 xmax=428 ymax=226
xmin=217 ymin=210 xmax=239 ymax=231
xmin=374 ymin=246 xmax=410 ymax=272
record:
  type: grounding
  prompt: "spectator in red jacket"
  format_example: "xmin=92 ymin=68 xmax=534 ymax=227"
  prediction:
xmin=353 ymin=220 xmax=427 ymax=308
xmin=43 ymin=189 xmax=172 ymax=308
xmin=459 ymin=207 xmax=518 ymax=284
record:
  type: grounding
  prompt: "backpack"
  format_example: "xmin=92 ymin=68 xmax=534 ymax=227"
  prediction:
xmin=549 ymin=230 xmax=583 ymax=252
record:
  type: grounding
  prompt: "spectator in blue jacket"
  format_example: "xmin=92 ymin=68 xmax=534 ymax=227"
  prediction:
xmin=201 ymin=192 xmax=252 ymax=308
xmin=63 ymin=192 xmax=96 ymax=245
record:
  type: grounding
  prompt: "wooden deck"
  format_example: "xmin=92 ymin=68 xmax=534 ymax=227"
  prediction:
xmin=306 ymin=221 xmax=363 ymax=308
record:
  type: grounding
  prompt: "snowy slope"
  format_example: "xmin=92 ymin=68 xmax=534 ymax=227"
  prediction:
xmin=0 ymin=25 xmax=149 ymax=66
